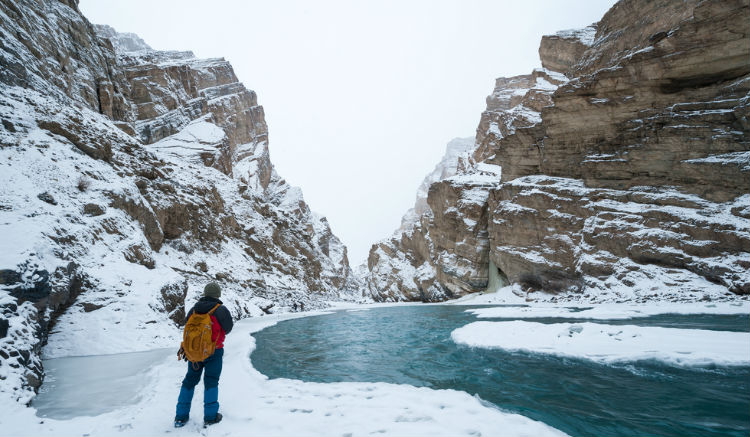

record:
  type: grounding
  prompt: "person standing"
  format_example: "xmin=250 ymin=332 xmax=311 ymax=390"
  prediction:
xmin=174 ymin=282 xmax=233 ymax=428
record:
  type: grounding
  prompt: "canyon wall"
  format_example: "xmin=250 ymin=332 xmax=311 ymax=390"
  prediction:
xmin=366 ymin=0 xmax=749 ymax=302
xmin=0 ymin=0 xmax=359 ymax=404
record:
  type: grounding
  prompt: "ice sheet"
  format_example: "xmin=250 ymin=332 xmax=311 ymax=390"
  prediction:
xmin=451 ymin=321 xmax=750 ymax=366
xmin=34 ymin=349 xmax=172 ymax=419
xmin=467 ymin=302 xmax=750 ymax=319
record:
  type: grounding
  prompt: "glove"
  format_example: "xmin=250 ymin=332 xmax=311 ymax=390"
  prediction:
xmin=177 ymin=346 xmax=186 ymax=361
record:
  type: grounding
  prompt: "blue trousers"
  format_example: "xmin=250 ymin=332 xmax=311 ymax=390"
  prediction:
xmin=175 ymin=348 xmax=223 ymax=421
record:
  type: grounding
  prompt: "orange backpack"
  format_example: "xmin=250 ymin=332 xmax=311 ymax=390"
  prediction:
xmin=181 ymin=303 xmax=221 ymax=363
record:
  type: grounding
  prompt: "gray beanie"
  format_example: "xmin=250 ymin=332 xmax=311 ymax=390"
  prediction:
xmin=203 ymin=282 xmax=221 ymax=299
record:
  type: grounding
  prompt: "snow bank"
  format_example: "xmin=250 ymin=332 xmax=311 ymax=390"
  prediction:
xmin=2 ymin=311 xmax=567 ymax=437
xmin=451 ymin=321 xmax=750 ymax=366
xmin=466 ymin=302 xmax=750 ymax=319
xmin=448 ymin=285 xmax=530 ymax=305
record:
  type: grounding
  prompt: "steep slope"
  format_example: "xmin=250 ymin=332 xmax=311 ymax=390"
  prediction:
xmin=366 ymin=0 xmax=749 ymax=303
xmin=399 ymin=137 xmax=474 ymax=230
xmin=0 ymin=0 xmax=359 ymax=405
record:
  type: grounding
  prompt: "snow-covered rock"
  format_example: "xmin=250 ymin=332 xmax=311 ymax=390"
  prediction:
xmin=365 ymin=0 xmax=750 ymax=303
xmin=472 ymin=68 xmax=565 ymax=166
xmin=0 ymin=0 xmax=360 ymax=404
xmin=538 ymin=25 xmax=597 ymax=76
xmin=487 ymin=177 xmax=749 ymax=300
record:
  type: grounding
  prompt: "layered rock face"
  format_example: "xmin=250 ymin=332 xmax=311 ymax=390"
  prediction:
xmin=495 ymin=0 xmax=750 ymax=198
xmin=473 ymin=68 xmax=568 ymax=165
xmin=538 ymin=25 xmax=596 ymax=76
xmin=366 ymin=0 xmax=749 ymax=302
xmin=0 ymin=0 xmax=358 ymax=404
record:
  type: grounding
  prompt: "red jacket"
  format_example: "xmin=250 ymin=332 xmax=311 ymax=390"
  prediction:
xmin=210 ymin=314 xmax=226 ymax=349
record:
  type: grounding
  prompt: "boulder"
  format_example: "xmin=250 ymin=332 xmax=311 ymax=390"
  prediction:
xmin=37 ymin=192 xmax=56 ymax=205
xmin=82 ymin=203 xmax=105 ymax=216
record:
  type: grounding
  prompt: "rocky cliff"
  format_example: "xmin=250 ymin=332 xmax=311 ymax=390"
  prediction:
xmin=366 ymin=0 xmax=749 ymax=303
xmin=398 ymin=137 xmax=474 ymax=231
xmin=0 ymin=0 xmax=359 ymax=404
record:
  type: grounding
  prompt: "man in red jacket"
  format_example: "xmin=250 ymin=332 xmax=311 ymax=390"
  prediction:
xmin=174 ymin=282 xmax=233 ymax=428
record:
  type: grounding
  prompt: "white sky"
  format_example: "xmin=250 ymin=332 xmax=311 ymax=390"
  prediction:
xmin=79 ymin=0 xmax=616 ymax=265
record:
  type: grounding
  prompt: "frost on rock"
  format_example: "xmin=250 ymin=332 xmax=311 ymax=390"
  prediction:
xmin=0 ymin=1 xmax=361 ymax=403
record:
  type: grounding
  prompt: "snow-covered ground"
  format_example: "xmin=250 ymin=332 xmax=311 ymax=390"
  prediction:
xmin=446 ymin=284 xmax=533 ymax=305
xmin=5 ymin=297 xmax=749 ymax=435
xmin=3 ymin=306 xmax=565 ymax=437
xmin=451 ymin=320 xmax=750 ymax=366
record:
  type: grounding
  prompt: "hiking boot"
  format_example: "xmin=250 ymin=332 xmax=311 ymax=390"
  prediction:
xmin=174 ymin=417 xmax=188 ymax=428
xmin=204 ymin=413 xmax=222 ymax=427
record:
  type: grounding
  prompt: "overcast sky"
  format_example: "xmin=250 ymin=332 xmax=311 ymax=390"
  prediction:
xmin=79 ymin=0 xmax=616 ymax=265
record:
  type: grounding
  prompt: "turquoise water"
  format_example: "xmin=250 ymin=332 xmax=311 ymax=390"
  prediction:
xmin=251 ymin=305 xmax=750 ymax=437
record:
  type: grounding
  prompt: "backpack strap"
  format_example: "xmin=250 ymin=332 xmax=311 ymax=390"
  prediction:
xmin=207 ymin=303 xmax=221 ymax=315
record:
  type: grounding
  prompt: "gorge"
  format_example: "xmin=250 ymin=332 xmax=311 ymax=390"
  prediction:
xmin=0 ymin=0 xmax=748 ymax=431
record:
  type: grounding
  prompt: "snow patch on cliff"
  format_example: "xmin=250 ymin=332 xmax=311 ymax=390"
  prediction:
xmin=555 ymin=25 xmax=598 ymax=46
